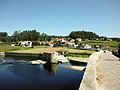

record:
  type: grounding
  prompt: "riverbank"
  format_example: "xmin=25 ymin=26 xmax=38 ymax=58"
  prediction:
xmin=0 ymin=46 xmax=94 ymax=54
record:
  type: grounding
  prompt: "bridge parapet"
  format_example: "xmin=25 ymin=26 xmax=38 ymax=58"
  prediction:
xmin=79 ymin=50 xmax=104 ymax=90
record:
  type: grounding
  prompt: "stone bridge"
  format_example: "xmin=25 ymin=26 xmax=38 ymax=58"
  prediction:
xmin=79 ymin=50 xmax=120 ymax=90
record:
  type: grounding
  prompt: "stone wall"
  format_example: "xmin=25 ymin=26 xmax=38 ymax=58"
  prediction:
xmin=42 ymin=52 xmax=59 ymax=64
xmin=79 ymin=50 xmax=103 ymax=90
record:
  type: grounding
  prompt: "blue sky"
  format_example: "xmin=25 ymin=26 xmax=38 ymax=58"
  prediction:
xmin=0 ymin=0 xmax=120 ymax=37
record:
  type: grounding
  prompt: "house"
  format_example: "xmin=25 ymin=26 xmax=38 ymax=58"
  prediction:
xmin=58 ymin=38 xmax=65 ymax=42
xmin=66 ymin=41 xmax=75 ymax=47
xmin=70 ymin=39 xmax=75 ymax=42
xmin=76 ymin=38 xmax=82 ymax=42
xmin=95 ymin=38 xmax=99 ymax=41
xmin=11 ymin=44 xmax=15 ymax=46
xmin=18 ymin=41 xmax=32 ymax=47
xmin=79 ymin=44 xmax=92 ymax=50
xmin=73 ymin=44 xmax=79 ymax=48
xmin=83 ymin=44 xmax=91 ymax=49
xmin=57 ymin=38 xmax=66 ymax=45
xmin=47 ymin=42 xmax=55 ymax=47
xmin=107 ymin=38 xmax=112 ymax=41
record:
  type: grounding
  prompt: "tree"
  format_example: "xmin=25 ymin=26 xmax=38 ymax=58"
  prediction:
xmin=69 ymin=30 xmax=99 ymax=39
xmin=15 ymin=30 xmax=40 ymax=41
xmin=0 ymin=32 xmax=8 ymax=42
xmin=39 ymin=33 xmax=48 ymax=41
xmin=12 ymin=30 xmax=21 ymax=42
xmin=0 ymin=32 xmax=7 ymax=37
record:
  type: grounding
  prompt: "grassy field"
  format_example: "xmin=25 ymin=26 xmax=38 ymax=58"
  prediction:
xmin=0 ymin=45 xmax=32 ymax=52
xmin=65 ymin=53 xmax=90 ymax=58
xmin=0 ymin=40 xmax=119 ymax=53
xmin=0 ymin=45 xmax=93 ymax=59
xmin=13 ymin=46 xmax=94 ymax=54
xmin=80 ymin=40 xmax=120 ymax=51
xmin=0 ymin=45 xmax=94 ymax=54
xmin=0 ymin=40 xmax=119 ymax=59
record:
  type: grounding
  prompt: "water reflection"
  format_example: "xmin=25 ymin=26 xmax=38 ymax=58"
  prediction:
xmin=0 ymin=57 xmax=84 ymax=90
xmin=6 ymin=64 xmax=42 ymax=81
xmin=1 ymin=56 xmax=39 ymax=61
xmin=69 ymin=60 xmax=87 ymax=66
xmin=43 ymin=63 xmax=57 ymax=75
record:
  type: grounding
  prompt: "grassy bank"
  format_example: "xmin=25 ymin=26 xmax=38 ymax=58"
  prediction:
xmin=80 ymin=40 xmax=120 ymax=51
xmin=0 ymin=45 xmax=94 ymax=54
xmin=0 ymin=45 xmax=32 ymax=52
xmin=65 ymin=53 xmax=90 ymax=58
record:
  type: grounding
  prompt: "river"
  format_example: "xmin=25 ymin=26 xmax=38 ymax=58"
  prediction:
xmin=0 ymin=56 xmax=84 ymax=90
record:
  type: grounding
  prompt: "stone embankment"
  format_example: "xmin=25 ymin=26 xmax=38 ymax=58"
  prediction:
xmin=30 ymin=51 xmax=69 ymax=64
xmin=1 ymin=51 xmax=68 ymax=63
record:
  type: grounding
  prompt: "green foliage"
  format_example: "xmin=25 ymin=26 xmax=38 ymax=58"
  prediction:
xmin=111 ymin=38 xmax=120 ymax=42
xmin=11 ymin=30 xmax=57 ymax=42
xmin=10 ymin=30 xmax=41 ymax=42
xmin=0 ymin=32 xmax=8 ymax=42
xmin=0 ymin=30 xmax=67 ymax=42
xmin=65 ymin=53 xmax=90 ymax=58
xmin=39 ymin=33 xmax=48 ymax=41
xmin=12 ymin=30 xmax=21 ymax=42
xmin=69 ymin=30 xmax=99 ymax=39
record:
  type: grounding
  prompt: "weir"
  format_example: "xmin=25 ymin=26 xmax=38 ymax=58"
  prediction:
xmin=2 ymin=51 xmax=69 ymax=64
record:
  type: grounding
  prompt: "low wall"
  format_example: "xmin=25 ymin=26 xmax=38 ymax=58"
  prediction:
xmin=79 ymin=50 xmax=103 ymax=90
xmin=4 ymin=52 xmax=42 ymax=58
xmin=2 ymin=52 xmax=60 ymax=63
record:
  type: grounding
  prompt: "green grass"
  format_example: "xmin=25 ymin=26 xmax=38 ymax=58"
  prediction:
xmin=1 ymin=40 xmax=119 ymax=54
xmin=65 ymin=53 xmax=90 ymax=58
xmin=0 ymin=45 xmax=32 ymax=52
xmin=80 ymin=40 xmax=120 ymax=51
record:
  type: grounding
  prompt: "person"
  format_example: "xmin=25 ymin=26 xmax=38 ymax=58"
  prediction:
xmin=118 ymin=44 xmax=120 ymax=60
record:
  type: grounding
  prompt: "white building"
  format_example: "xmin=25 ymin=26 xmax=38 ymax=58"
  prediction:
xmin=107 ymin=39 xmax=112 ymax=41
xmin=74 ymin=44 xmax=79 ymax=48
xmin=80 ymin=44 xmax=92 ymax=49
xmin=84 ymin=44 xmax=91 ymax=49
xmin=76 ymin=38 xmax=82 ymax=42
xmin=18 ymin=41 xmax=32 ymax=47
xmin=11 ymin=44 xmax=15 ymax=46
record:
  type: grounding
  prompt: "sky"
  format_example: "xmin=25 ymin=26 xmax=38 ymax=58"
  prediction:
xmin=0 ymin=0 xmax=120 ymax=37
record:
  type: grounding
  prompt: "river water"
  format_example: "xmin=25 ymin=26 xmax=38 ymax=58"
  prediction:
xmin=0 ymin=56 xmax=84 ymax=90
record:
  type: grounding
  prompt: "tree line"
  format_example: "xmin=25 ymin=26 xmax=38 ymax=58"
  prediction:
xmin=0 ymin=30 xmax=120 ymax=42
xmin=0 ymin=32 xmax=8 ymax=42
xmin=69 ymin=30 xmax=99 ymax=39
xmin=0 ymin=30 xmax=66 ymax=42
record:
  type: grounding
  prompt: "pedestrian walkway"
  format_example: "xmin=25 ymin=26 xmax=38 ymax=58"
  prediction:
xmin=96 ymin=51 xmax=120 ymax=90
